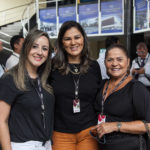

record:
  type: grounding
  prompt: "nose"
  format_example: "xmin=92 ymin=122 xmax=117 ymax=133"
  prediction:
xmin=112 ymin=60 xmax=118 ymax=66
xmin=37 ymin=47 xmax=42 ymax=55
xmin=71 ymin=39 xmax=75 ymax=45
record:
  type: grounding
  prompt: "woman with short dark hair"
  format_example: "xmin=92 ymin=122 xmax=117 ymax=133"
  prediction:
xmin=92 ymin=44 xmax=150 ymax=150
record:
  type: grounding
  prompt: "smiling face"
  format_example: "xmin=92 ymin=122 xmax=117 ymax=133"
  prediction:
xmin=62 ymin=27 xmax=84 ymax=63
xmin=105 ymin=47 xmax=130 ymax=80
xmin=25 ymin=36 xmax=49 ymax=71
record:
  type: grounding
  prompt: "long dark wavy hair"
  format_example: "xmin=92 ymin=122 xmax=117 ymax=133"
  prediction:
xmin=8 ymin=30 xmax=53 ymax=94
xmin=52 ymin=21 xmax=91 ymax=74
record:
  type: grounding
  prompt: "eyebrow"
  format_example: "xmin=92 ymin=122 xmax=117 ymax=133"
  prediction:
xmin=63 ymin=34 xmax=81 ymax=38
xmin=106 ymin=56 xmax=124 ymax=59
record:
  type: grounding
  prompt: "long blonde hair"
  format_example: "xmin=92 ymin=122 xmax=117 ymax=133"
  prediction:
xmin=9 ymin=30 xmax=53 ymax=94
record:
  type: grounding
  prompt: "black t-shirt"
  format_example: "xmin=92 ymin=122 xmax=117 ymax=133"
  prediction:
xmin=0 ymin=50 xmax=12 ymax=66
xmin=49 ymin=60 xmax=102 ymax=133
xmin=95 ymin=79 xmax=150 ymax=122
xmin=0 ymin=74 xmax=54 ymax=142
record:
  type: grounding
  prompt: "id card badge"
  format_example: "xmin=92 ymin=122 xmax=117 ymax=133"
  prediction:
xmin=73 ymin=99 xmax=80 ymax=113
xmin=97 ymin=114 xmax=106 ymax=124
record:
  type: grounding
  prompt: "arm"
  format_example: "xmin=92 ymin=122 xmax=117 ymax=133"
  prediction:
xmin=93 ymin=120 xmax=147 ymax=138
xmin=0 ymin=100 xmax=11 ymax=150
xmin=130 ymin=59 xmax=140 ymax=75
xmin=133 ymin=68 xmax=145 ymax=75
xmin=93 ymin=81 xmax=150 ymax=138
xmin=144 ymin=59 xmax=150 ymax=77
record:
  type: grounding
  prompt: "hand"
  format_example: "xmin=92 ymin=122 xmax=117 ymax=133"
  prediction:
xmin=132 ymin=68 xmax=145 ymax=75
xmin=137 ymin=68 xmax=145 ymax=74
xmin=132 ymin=69 xmax=138 ymax=75
xmin=92 ymin=122 xmax=118 ymax=138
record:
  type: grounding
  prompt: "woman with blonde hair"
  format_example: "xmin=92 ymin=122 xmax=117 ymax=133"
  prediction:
xmin=0 ymin=30 xmax=54 ymax=150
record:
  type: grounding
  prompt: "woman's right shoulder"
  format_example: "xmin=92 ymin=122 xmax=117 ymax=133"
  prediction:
xmin=0 ymin=73 xmax=18 ymax=92
xmin=99 ymin=79 xmax=107 ymax=90
xmin=0 ymin=73 xmax=17 ymax=89
xmin=0 ymin=73 xmax=13 ymax=82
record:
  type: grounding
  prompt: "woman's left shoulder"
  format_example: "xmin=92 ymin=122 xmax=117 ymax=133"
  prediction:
xmin=89 ymin=60 xmax=100 ymax=71
xmin=131 ymin=79 xmax=148 ymax=89
xmin=130 ymin=79 xmax=150 ymax=96
xmin=89 ymin=60 xmax=99 ymax=66
xmin=88 ymin=60 xmax=101 ymax=79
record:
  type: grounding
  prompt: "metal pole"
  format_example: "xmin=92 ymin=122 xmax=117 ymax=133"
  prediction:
xmin=124 ymin=0 xmax=132 ymax=57
xmin=36 ymin=0 xmax=40 ymax=30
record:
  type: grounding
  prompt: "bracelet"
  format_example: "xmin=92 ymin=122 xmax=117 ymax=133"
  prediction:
xmin=117 ymin=122 xmax=122 ymax=132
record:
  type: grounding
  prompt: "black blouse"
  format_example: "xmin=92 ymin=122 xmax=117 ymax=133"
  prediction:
xmin=49 ymin=60 xmax=102 ymax=133
xmin=0 ymin=74 xmax=54 ymax=142
xmin=95 ymin=79 xmax=150 ymax=122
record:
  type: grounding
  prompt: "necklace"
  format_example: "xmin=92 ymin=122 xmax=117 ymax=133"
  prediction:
xmin=69 ymin=64 xmax=80 ymax=74
xmin=73 ymin=65 xmax=79 ymax=73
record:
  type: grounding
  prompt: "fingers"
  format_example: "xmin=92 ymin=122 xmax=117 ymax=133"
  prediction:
xmin=91 ymin=125 xmax=98 ymax=130
xmin=97 ymin=127 xmax=104 ymax=138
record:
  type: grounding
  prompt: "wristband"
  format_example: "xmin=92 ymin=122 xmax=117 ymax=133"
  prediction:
xmin=117 ymin=122 xmax=122 ymax=132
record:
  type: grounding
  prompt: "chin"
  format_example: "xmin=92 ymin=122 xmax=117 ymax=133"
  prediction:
xmin=33 ymin=63 xmax=43 ymax=67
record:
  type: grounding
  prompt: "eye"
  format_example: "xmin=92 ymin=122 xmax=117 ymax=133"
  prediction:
xmin=117 ymin=58 xmax=123 ymax=62
xmin=32 ymin=44 xmax=38 ymax=49
xmin=63 ymin=37 xmax=71 ymax=41
xmin=42 ymin=47 xmax=49 ymax=51
xmin=106 ymin=58 xmax=113 ymax=62
xmin=74 ymin=36 xmax=81 ymax=40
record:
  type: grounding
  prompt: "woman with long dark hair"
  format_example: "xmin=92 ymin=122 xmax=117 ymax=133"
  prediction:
xmin=49 ymin=21 xmax=102 ymax=150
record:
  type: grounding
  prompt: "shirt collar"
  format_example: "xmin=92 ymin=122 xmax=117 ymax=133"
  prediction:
xmin=13 ymin=51 xmax=20 ymax=57
xmin=138 ymin=52 xmax=149 ymax=60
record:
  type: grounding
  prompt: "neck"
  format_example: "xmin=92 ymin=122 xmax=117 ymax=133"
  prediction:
xmin=27 ymin=70 xmax=38 ymax=79
xmin=26 ymin=64 xmax=38 ymax=79
xmin=109 ymin=74 xmax=128 ymax=86
xmin=68 ymin=56 xmax=80 ymax=64
xmin=14 ymin=50 xmax=20 ymax=55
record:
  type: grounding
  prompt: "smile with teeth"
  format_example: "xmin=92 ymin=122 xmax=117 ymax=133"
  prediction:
xmin=34 ymin=56 xmax=42 ymax=61
xmin=70 ymin=46 xmax=78 ymax=51
xmin=112 ymin=68 xmax=120 ymax=71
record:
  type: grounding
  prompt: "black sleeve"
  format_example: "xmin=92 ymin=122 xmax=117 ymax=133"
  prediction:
xmin=132 ymin=81 xmax=150 ymax=122
xmin=94 ymin=80 xmax=106 ymax=114
xmin=0 ymin=74 xmax=20 ymax=105
xmin=94 ymin=60 xmax=102 ymax=82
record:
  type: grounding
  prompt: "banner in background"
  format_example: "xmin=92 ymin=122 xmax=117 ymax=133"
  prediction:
xmin=149 ymin=0 xmax=150 ymax=28
xmin=59 ymin=6 xmax=76 ymax=28
xmin=79 ymin=3 xmax=98 ymax=35
xmin=135 ymin=0 xmax=148 ymax=32
xmin=39 ymin=8 xmax=57 ymax=37
xmin=101 ymin=0 xmax=123 ymax=34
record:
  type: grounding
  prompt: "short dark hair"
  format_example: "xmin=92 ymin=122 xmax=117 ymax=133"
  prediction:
xmin=105 ymin=36 xmax=119 ymax=49
xmin=52 ymin=21 xmax=91 ymax=74
xmin=136 ymin=42 xmax=147 ymax=50
xmin=105 ymin=44 xmax=129 ymax=59
xmin=10 ymin=35 xmax=24 ymax=51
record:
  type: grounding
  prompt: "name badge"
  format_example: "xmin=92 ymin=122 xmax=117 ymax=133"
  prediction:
xmin=73 ymin=99 xmax=80 ymax=113
xmin=98 ymin=114 xmax=106 ymax=124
